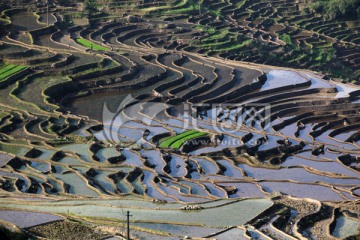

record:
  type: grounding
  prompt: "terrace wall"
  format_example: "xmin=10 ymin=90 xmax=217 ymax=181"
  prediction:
xmin=29 ymin=25 xmax=57 ymax=37
xmin=90 ymin=71 xmax=168 ymax=93
xmin=51 ymin=54 xmax=74 ymax=68
xmin=228 ymin=79 xmax=311 ymax=104
xmin=72 ymin=65 xmax=123 ymax=82
xmin=252 ymin=88 xmax=337 ymax=105
xmin=44 ymin=80 xmax=78 ymax=102
xmin=0 ymin=49 xmax=33 ymax=59
xmin=181 ymin=136 xmax=211 ymax=153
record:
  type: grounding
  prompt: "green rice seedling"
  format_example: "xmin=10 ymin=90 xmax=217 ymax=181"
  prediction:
xmin=0 ymin=65 xmax=27 ymax=82
xmin=159 ymin=130 xmax=198 ymax=147
xmin=170 ymin=132 xmax=207 ymax=149
xmin=75 ymin=38 xmax=109 ymax=51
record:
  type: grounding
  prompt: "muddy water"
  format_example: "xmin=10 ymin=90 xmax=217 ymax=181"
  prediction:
xmin=259 ymin=181 xmax=343 ymax=201
xmin=140 ymin=149 xmax=165 ymax=173
xmin=192 ymin=157 xmax=219 ymax=175
xmin=219 ymin=182 xmax=265 ymax=198
xmin=238 ymin=164 xmax=360 ymax=186
xmin=11 ymin=12 xmax=45 ymax=31
xmin=203 ymin=182 xmax=227 ymax=198
xmin=332 ymin=215 xmax=360 ymax=239
xmin=169 ymin=155 xmax=187 ymax=178
xmin=142 ymin=171 xmax=175 ymax=202
xmin=0 ymin=210 xmax=63 ymax=228
xmin=217 ymin=159 xmax=243 ymax=178
xmin=261 ymin=70 xmax=308 ymax=91
xmin=53 ymin=172 xmax=99 ymax=197
xmin=66 ymin=91 xmax=139 ymax=121
xmin=282 ymin=156 xmax=359 ymax=177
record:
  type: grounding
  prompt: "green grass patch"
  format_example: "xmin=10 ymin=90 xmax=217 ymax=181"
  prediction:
xmin=143 ymin=0 xmax=186 ymax=11
xmin=193 ymin=26 xmax=253 ymax=52
xmin=194 ymin=26 xmax=217 ymax=34
xmin=0 ymin=64 xmax=16 ymax=74
xmin=310 ymin=47 xmax=335 ymax=64
xmin=234 ymin=0 xmax=247 ymax=8
xmin=289 ymin=53 xmax=307 ymax=63
xmin=75 ymin=38 xmax=109 ymax=51
xmin=0 ymin=65 xmax=27 ymax=82
xmin=159 ymin=130 xmax=208 ymax=149
xmin=159 ymin=130 xmax=198 ymax=147
xmin=201 ymin=39 xmax=233 ymax=48
xmin=201 ymin=27 xmax=233 ymax=44
xmin=170 ymin=131 xmax=207 ymax=149
xmin=279 ymin=34 xmax=300 ymax=50
xmin=0 ymin=64 xmax=17 ymax=75
xmin=158 ymin=135 xmax=173 ymax=145
xmin=0 ymin=142 xmax=29 ymax=155
xmin=164 ymin=0 xmax=197 ymax=15
xmin=211 ymin=39 xmax=254 ymax=51
xmin=142 ymin=0 xmax=197 ymax=15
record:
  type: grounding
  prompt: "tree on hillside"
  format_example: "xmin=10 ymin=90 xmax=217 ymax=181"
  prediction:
xmin=97 ymin=0 xmax=112 ymax=12
xmin=310 ymin=0 xmax=360 ymax=20
xmin=84 ymin=0 xmax=97 ymax=15
xmin=57 ymin=0 xmax=70 ymax=5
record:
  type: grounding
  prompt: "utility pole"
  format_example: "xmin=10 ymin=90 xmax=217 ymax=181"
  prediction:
xmin=198 ymin=0 xmax=201 ymax=16
xmin=47 ymin=0 xmax=49 ymax=26
xmin=126 ymin=211 xmax=132 ymax=240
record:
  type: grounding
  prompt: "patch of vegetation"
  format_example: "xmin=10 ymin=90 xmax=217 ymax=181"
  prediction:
xmin=142 ymin=0 xmax=197 ymax=15
xmin=279 ymin=34 xmax=299 ymax=51
xmin=163 ymin=0 xmax=197 ymax=15
xmin=159 ymin=130 xmax=198 ymax=147
xmin=213 ymin=39 xmax=254 ymax=51
xmin=159 ymin=130 xmax=207 ymax=149
xmin=75 ymin=38 xmax=109 ymax=51
xmin=0 ymin=64 xmax=27 ymax=82
xmin=194 ymin=26 xmax=216 ymax=35
xmin=312 ymin=47 xmax=335 ymax=63
xmin=170 ymin=131 xmax=207 ymax=149
xmin=29 ymin=220 xmax=105 ymax=240
xmin=308 ymin=0 xmax=360 ymax=20
xmin=0 ymin=142 xmax=29 ymax=155
xmin=84 ymin=0 xmax=98 ymax=16
xmin=0 ymin=65 xmax=17 ymax=75
xmin=201 ymin=27 xmax=232 ymax=44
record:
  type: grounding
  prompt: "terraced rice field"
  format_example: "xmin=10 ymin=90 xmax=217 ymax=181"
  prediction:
xmin=0 ymin=210 xmax=63 ymax=228
xmin=0 ymin=64 xmax=27 ymax=82
xmin=75 ymin=38 xmax=110 ymax=51
xmin=159 ymin=129 xmax=207 ymax=148
xmin=0 ymin=0 xmax=359 ymax=239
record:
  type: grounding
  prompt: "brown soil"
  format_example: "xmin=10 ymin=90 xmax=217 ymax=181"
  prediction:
xmin=29 ymin=220 xmax=106 ymax=240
